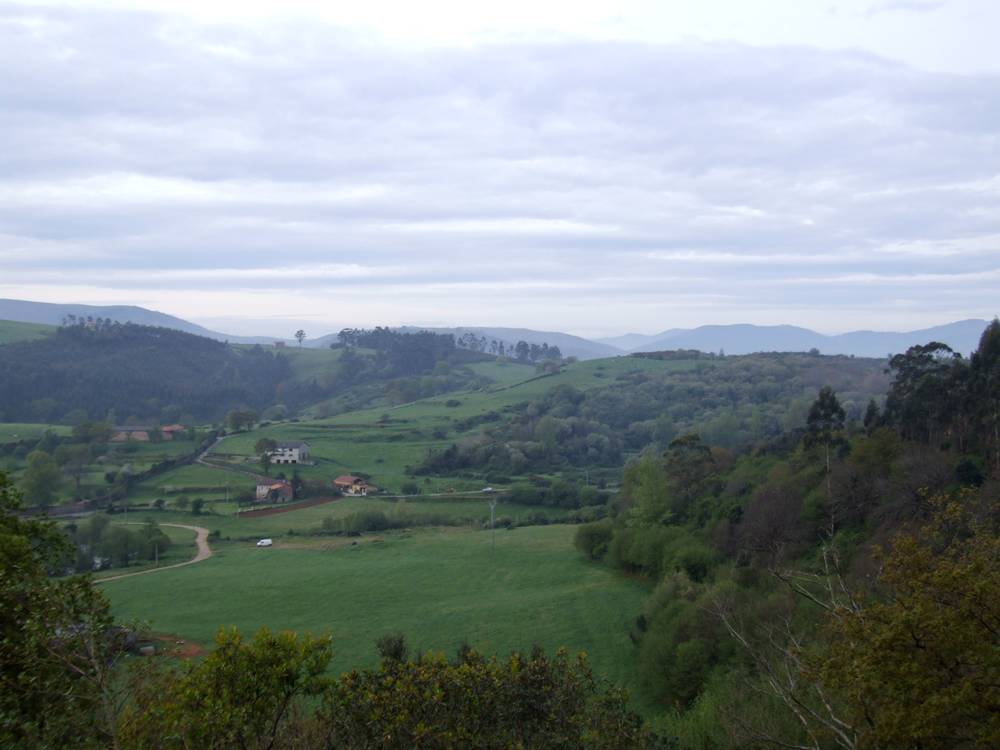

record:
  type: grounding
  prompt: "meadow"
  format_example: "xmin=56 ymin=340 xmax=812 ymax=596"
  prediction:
xmin=103 ymin=523 xmax=650 ymax=701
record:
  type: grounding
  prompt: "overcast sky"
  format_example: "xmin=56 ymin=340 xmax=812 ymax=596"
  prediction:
xmin=1 ymin=0 xmax=998 ymax=338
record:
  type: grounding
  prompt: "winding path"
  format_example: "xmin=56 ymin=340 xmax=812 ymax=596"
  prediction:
xmin=95 ymin=523 xmax=212 ymax=584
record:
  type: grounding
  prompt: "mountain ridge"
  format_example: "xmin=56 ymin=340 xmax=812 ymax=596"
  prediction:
xmin=0 ymin=298 xmax=992 ymax=359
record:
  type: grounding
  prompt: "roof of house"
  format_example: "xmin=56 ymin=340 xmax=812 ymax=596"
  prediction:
xmin=277 ymin=441 xmax=309 ymax=450
xmin=257 ymin=479 xmax=292 ymax=489
xmin=161 ymin=424 xmax=185 ymax=432
xmin=333 ymin=475 xmax=365 ymax=484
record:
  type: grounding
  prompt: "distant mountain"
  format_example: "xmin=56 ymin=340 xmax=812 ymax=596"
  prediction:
xmin=594 ymin=332 xmax=677 ymax=351
xmin=0 ymin=299 xmax=281 ymax=346
xmin=310 ymin=326 xmax=621 ymax=360
xmin=627 ymin=320 xmax=992 ymax=358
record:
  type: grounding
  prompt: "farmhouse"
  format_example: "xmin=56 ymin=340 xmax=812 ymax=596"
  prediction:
xmin=269 ymin=441 xmax=310 ymax=464
xmin=110 ymin=425 xmax=184 ymax=442
xmin=255 ymin=479 xmax=294 ymax=503
xmin=110 ymin=427 xmax=151 ymax=443
xmin=160 ymin=424 xmax=186 ymax=440
xmin=333 ymin=475 xmax=376 ymax=496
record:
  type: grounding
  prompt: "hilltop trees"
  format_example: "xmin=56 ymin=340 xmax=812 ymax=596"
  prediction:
xmin=0 ymin=324 xmax=291 ymax=423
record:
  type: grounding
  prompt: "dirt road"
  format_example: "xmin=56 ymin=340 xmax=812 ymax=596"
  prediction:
xmin=95 ymin=523 xmax=212 ymax=584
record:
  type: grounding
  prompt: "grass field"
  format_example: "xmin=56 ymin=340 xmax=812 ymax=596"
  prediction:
xmin=0 ymin=319 xmax=56 ymax=345
xmin=0 ymin=422 xmax=72 ymax=443
xmin=103 ymin=524 xmax=650 ymax=701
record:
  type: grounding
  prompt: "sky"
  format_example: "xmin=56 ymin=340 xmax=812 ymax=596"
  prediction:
xmin=0 ymin=0 xmax=998 ymax=338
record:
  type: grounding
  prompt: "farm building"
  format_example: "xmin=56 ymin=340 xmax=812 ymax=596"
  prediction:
xmin=333 ymin=475 xmax=376 ymax=496
xmin=269 ymin=441 xmax=310 ymax=464
xmin=110 ymin=425 xmax=184 ymax=442
xmin=160 ymin=424 xmax=186 ymax=440
xmin=255 ymin=479 xmax=294 ymax=503
xmin=110 ymin=427 xmax=150 ymax=442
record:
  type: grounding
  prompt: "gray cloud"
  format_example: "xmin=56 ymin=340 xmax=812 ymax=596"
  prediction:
xmin=0 ymin=3 xmax=997 ymax=335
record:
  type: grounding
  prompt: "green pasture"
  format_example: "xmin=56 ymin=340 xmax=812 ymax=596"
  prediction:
xmin=0 ymin=319 xmax=56 ymax=345
xmin=129 ymin=463 xmax=256 ymax=501
xmin=0 ymin=423 xmax=71 ymax=443
xmin=103 ymin=524 xmax=649 ymax=700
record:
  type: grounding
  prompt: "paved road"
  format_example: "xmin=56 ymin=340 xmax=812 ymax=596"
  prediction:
xmin=95 ymin=523 xmax=212 ymax=584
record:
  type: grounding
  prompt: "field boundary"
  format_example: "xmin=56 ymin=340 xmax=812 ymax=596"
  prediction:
xmin=236 ymin=496 xmax=340 ymax=518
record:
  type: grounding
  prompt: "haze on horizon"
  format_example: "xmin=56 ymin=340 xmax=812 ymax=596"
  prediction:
xmin=0 ymin=0 xmax=997 ymax=340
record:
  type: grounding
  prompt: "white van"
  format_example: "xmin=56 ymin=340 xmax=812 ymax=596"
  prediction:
xmin=256 ymin=538 xmax=273 ymax=547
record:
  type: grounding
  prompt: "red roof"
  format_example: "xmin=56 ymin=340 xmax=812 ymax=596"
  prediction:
xmin=161 ymin=424 xmax=185 ymax=432
xmin=333 ymin=475 xmax=364 ymax=485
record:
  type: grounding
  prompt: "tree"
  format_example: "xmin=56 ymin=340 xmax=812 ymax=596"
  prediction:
xmin=190 ymin=498 xmax=205 ymax=515
xmin=717 ymin=493 xmax=1000 ymax=750
xmin=173 ymin=495 xmax=190 ymax=512
xmin=295 ymin=329 xmax=306 ymax=347
xmin=255 ymin=437 xmax=278 ymax=476
xmin=54 ymin=443 xmax=92 ymax=495
xmin=21 ymin=450 xmax=63 ymax=508
xmin=226 ymin=409 xmax=257 ymax=433
xmin=816 ymin=495 xmax=1000 ymax=749
xmin=120 ymin=626 xmax=332 ymax=749
xmin=805 ymin=386 xmax=846 ymax=475
xmin=322 ymin=644 xmax=660 ymax=749
xmin=0 ymin=471 xmax=129 ymax=748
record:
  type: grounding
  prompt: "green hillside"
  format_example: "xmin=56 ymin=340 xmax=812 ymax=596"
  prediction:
xmin=0 ymin=319 xmax=55 ymax=345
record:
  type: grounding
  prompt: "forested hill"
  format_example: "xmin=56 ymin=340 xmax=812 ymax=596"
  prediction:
xmin=0 ymin=322 xmax=291 ymax=423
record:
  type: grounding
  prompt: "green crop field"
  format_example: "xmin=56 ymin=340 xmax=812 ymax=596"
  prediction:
xmin=0 ymin=319 xmax=56 ymax=345
xmin=103 ymin=524 xmax=649 ymax=700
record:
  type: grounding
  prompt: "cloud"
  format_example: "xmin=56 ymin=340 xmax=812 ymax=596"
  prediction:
xmin=0 ymin=3 xmax=997 ymax=335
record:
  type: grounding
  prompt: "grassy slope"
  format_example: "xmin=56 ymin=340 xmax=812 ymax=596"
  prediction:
xmin=193 ymin=356 xmax=689 ymax=495
xmin=0 ymin=319 xmax=56 ymax=345
xmin=103 ymin=524 xmax=648 ymax=697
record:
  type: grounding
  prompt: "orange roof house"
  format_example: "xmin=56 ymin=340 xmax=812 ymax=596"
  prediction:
xmin=333 ymin=475 xmax=376 ymax=496
xmin=255 ymin=479 xmax=293 ymax=503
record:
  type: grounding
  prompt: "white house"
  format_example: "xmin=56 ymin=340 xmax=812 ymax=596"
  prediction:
xmin=269 ymin=441 xmax=310 ymax=464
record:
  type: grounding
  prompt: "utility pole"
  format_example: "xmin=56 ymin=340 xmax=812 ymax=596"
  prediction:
xmin=490 ymin=498 xmax=497 ymax=552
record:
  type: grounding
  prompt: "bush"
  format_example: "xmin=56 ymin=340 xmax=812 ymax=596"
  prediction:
xmin=574 ymin=519 xmax=614 ymax=560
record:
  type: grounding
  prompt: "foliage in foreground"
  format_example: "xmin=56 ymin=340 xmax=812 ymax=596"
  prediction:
xmin=121 ymin=629 xmax=663 ymax=750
